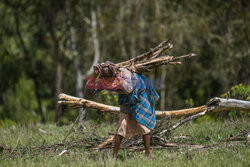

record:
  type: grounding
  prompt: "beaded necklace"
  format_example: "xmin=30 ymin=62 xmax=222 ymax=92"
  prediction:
xmin=102 ymin=72 xmax=121 ymax=91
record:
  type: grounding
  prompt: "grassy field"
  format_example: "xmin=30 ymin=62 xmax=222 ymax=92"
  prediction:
xmin=0 ymin=116 xmax=249 ymax=167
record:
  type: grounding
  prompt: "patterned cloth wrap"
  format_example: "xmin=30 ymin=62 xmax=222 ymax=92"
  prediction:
xmin=118 ymin=73 xmax=159 ymax=130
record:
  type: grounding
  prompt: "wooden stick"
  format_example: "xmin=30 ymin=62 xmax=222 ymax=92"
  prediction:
xmin=116 ymin=40 xmax=173 ymax=67
xmin=159 ymin=109 xmax=209 ymax=136
xmin=97 ymin=136 xmax=114 ymax=148
xmin=156 ymin=105 xmax=206 ymax=117
xmin=58 ymin=93 xmax=120 ymax=113
xmin=123 ymin=53 xmax=198 ymax=73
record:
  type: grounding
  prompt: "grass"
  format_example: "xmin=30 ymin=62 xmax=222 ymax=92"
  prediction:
xmin=0 ymin=116 xmax=249 ymax=167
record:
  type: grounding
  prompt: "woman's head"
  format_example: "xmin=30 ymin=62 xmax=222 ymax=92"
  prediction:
xmin=93 ymin=61 xmax=117 ymax=77
xmin=102 ymin=66 xmax=113 ymax=77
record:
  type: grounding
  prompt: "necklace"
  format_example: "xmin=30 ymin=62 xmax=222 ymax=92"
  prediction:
xmin=102 ymin=72 xmax=121 ymax=91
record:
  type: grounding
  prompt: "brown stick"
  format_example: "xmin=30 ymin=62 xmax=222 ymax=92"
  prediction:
xmin=159 ymin=109 xmax=209 ymax=136
xmin=116 ymin=40 xmax=173 ymax=67
xmin=58 ymin=93 xmax=120 ymax=113
xmin=122 ymin=54 xmax=195 ymax=73
xmin=97 ymin=136 xmax=114 ymax=148
xmin=114 ymin=39 xmax=198 ymax=73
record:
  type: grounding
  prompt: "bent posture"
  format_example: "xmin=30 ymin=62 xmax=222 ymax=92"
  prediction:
xmin=85 ymin=61 xmax=159 ymax=159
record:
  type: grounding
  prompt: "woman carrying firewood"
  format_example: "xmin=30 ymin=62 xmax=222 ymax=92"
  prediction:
xmin=85 ymin=61 xmax=159 ymax=159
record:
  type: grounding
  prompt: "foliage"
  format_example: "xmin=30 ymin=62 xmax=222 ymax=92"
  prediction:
xmin=218 ymin=83 xmax=250 ymax=117
xmin=221 ymin=83 xmax=250 ymax=100
xmin=185 ymin=98 xmax=195 ymax=107
xmin=0 ymin=0 xmax=249 ymax=124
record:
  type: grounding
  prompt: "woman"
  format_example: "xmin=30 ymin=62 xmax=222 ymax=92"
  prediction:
xmin=85 ymin=61 xmax=159 ymax=159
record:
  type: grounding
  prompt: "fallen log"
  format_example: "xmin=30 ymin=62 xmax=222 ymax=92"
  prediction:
xmin=58 ymin=94 xmax=250 ymax=118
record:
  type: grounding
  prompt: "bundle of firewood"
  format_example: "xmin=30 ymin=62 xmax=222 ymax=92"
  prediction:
xmin=116 ymin=40 xmax=197 ymax=73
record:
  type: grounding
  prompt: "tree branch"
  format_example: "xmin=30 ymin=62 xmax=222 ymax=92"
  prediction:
xmin=58 ymin=94 xmax=250 ymax=117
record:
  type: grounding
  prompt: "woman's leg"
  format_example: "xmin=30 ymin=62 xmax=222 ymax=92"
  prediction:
xmin=113 ymin=134 xmax=123 ymax=160
xmin=143 ymin=133 xmax=151 ymax=158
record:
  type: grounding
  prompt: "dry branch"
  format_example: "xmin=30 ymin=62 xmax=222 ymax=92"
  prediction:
xmin=115 ymin=40 xmax=197 ymax=73
xmin=116 ymin=40 xmax=173 ymax=67
xmin=58 ymin=94 xmax=250 ymax=118
xmin=97 ymin=136 xmax=114 ymax=148
xmin=58 ymin=93 xmax=120 ymax=113
xmin=92 ymin=143 xmax=207 ymax=151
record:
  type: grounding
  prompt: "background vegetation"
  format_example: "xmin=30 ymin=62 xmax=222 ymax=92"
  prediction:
xmin=0 ymin=0 xmax=249 ymax=125
xmin=0 ymin=1 xmax=249 ymax=166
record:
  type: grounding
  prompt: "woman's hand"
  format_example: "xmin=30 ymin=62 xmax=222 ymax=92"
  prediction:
xmin=94 ymin=64 xmax=102 ymax=76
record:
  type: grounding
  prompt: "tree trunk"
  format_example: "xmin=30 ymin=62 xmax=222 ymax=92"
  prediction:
xmin=117 ymin=1 xmax=128 ymax=58
xmin=44 ymin=4 xmax=63 ymax=125
xmin=34 ymin=78 xmax=46 ymax=123
xmin=84 ymin=9 xmax=100 ymax=77
xmin=55 ymin=51 xmax=62 ymax=125
xmin=14 ymin=10 xmax=45 ymax=123
xmin=160 ymin=66 xmax=166 ymax=110
xmin=65 ymin=1 xmax=85 ymax=128
xmin=130 ymin=35 xmax=136 ymax=58
xmin=78 ymin=9 xmax=100 ymax=127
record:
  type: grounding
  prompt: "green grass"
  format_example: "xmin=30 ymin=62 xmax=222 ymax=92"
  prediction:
xmin=0 ymin=117 xmax=249 ymax=167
